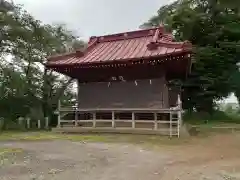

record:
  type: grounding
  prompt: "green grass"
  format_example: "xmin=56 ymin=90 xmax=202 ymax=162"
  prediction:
xmin=0 ymin=147 xmax=23 ymax=155
xmin=0 ymin=132 xmax=108 ymax=141
xmin=0 ymin=147 xmax=23 ymax=166
xmin=1 ymin=122 xmax=239 ymax=148
xmin=0 ymin=131 xmax=193 ymax=147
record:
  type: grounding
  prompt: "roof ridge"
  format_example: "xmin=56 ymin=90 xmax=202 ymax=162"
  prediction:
xmin=47 ymin=51 xmax=76 ymax=62
xmin=93 ymin=27 xmax=161 ymax=43
xmin=93 ymin=27 xmax=158 ymax=38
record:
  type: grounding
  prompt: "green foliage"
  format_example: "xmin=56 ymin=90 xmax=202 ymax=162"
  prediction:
xmin=229 ymin=70 xmax=240 ymax=103
xmin=184 ymin=110 xmax=240 ymax=124
xmin=0 ymin=1 xmax=85 ymax=126
xmin=143 ymin=0 xmax=240 ymax=112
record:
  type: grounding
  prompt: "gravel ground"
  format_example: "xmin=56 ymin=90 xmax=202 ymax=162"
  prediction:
xmin=0 ymin=133 xmax=240 ymax=180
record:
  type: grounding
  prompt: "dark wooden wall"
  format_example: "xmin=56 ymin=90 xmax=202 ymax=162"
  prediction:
xmin=77 ymin=76 xmax=173 ymax=109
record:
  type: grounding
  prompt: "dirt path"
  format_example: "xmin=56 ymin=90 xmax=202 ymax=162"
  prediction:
xmin=1 ymin=133 xmax=240 ymax=180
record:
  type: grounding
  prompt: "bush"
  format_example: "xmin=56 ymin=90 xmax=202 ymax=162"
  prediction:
xmin=0 ymin=118 xmax=27 ymax=131
xmin=0 ymin=118 xmax=4 ymax=131
xmin=183 ymin=110 xmax=240 ymax=124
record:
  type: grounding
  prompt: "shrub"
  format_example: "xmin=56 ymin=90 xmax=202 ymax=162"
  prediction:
xmin=183 ymin=110 xmax=240 ymax=124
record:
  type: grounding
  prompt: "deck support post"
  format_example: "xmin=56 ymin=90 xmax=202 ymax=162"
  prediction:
xmin=154 ymin=113 xmax=158 ymax=130
xmin=177 ymin=111 xmax=181 ymax=138
xmin=112 ymin=111 xmax=115 ymax=128
xmin=92 ymin=112 xmax=96 ymax=128
xmin=170 ymin=113 xmax=172 ymax=137
xmin=132 ymin=112 xmax=135 ymax=128
xmin=177 ymin=94 xmax=182 ymax=137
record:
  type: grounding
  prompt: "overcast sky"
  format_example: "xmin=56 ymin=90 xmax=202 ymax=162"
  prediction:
xmin=13 ymin=0 xmax=173 ymax=40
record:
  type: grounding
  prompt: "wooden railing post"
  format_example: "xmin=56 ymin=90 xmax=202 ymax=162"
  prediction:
xmin=177 ymin=94 xmax=182 ymax=126
xmin=169 ymin=112 xmax=172 ymax=137
xmin=177 ymin=94 xmax=182 ymax=138
xmin=154 ymin=113 xmax=158 ymax=130
xmin=112 ymin=111 xmax=115 ymax=128
xmin=92 ymin=112 xmax=96 ymax=128
xmin=132 ymin=112 xmax=135 ymax=128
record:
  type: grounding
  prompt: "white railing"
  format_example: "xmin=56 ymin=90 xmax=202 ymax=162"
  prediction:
xmin=57 ymin=110 xmax=181 ymax=137
xmin=56 ymin=95 xmax=182 ymax=137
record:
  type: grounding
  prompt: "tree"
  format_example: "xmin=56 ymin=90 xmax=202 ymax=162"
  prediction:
xmin=0 ymin=0 xmax=85 ymax=126
xmin=230 ymin=67 xmax=240 ymax=103
xmin=143 ymin=0 xmax=240 ymax=113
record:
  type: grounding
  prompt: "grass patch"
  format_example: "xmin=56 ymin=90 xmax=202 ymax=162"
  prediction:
xmin=184 ymin=110 xmax=240 ymax=125
xmin=0 ymin=131 xmax=193 ymax=146
xmin=0 ymin=148 xmax=23 ymax=166
xmin=0 ymin=147 xmax=23 ymax=155
xmin=0 ymin=131 xmax=110 ymax=142
xmin=1 ymin=127 xmax=238 ymax=148
xmin=97 ymin=134 xmax=192 ymax=146
xmin=192 ymin=122 xmax=240 ymax=135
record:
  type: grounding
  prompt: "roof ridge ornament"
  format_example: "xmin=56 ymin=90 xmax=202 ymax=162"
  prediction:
xmin=153 ymin=29 xmax=160 ymax=42
xmin=147 ymin=23 xmax=167 ymax=50
xmin=158 ymin=22 xmax=165 ymax=33
xmin=147 ymin=26 xmax=162 ymax=50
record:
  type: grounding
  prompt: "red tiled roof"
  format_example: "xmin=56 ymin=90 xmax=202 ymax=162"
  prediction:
xmin=46 ymin=26 xmax=191 ymax=67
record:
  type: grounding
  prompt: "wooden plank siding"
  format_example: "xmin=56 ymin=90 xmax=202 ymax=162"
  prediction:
xmin=78 ymin=76 xmax=171 ymax=109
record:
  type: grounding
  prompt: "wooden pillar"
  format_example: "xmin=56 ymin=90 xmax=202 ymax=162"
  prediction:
xmin=132 ymin=112 xmax=135 ymax=128
xmin=112 ymin=111 xmax=115 ymax=128
xmin=177 ymin=112 xmax=180 ymax=138
xmin=92 ymin=112 xmax=96 ymax=128
xmin=169 ymin=112 xmax=172 ymax=137
xmin=177 ymin=94 xmax=182 ymax=137
xmin=154 ymin=113 xmax=158 ymax=130
xmin=177 ymin=94 xmax=182 ymax=126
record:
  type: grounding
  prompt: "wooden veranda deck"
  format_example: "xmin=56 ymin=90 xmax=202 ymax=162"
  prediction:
xmin=55 ymin=105 xmax=183 ymax=137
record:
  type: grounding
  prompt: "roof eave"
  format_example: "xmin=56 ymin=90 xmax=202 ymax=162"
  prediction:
xmin=45 ymin=49 xmax=192 ymax=69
